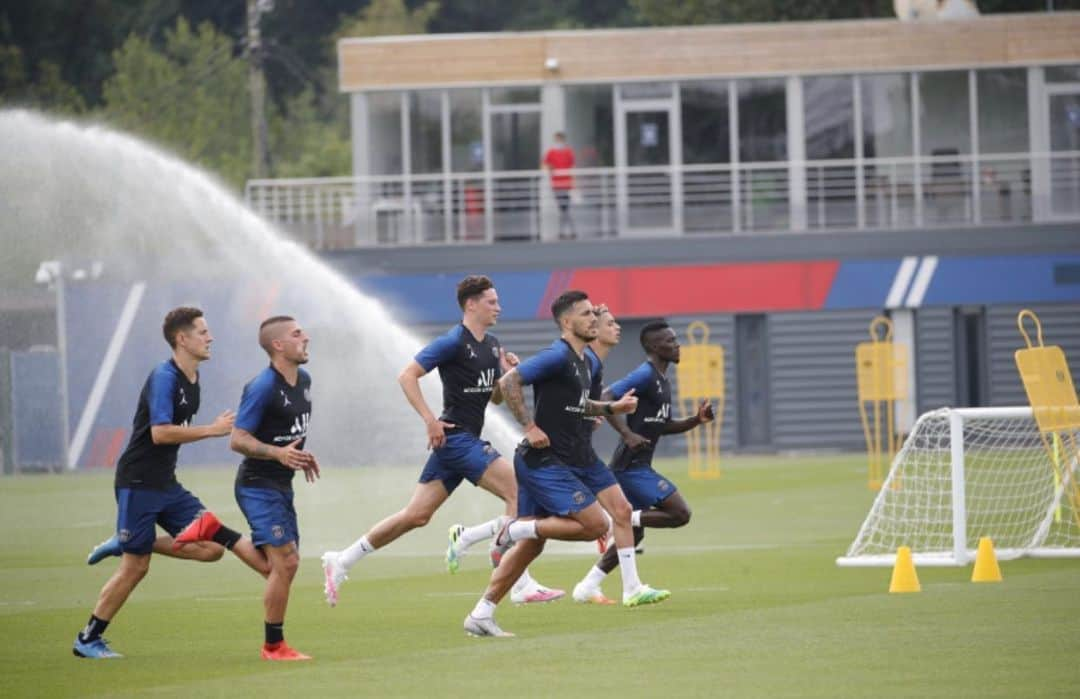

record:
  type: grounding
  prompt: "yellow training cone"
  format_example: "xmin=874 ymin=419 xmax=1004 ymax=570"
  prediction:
xmin=889 ymin=546 xmax=921 ymax=593
xmin=971 ymin=537 xmax=1003 ymax=583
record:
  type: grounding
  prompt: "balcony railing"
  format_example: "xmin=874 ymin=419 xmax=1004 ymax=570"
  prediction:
xmin=244 ymin=151 xmax=1080 ymax=249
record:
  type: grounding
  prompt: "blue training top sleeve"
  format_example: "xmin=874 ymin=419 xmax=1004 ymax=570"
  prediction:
xmin=148 ymin=364 xmax=177 ymax=425
xmin=516 ymin=344 xmax=567 ymax=386
xmin=414 ymin=330 xmax=459 ymax=373
xmin=235 ymin=371 xmax=274 ymax=433
xmin=608 ymin=363 xmax=653 ymax=400
xmin=587 ymin=349 xmax=604 ymax=399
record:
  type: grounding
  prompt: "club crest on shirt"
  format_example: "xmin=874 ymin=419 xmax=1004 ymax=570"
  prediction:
xmin=303 ymin=388 xmax=311 ymax=402
xmin=572 ymin=491 xmax=586 ymax=505
xmin=271 ymin=524 xmax=284 ymax=540
xmin=658 ymin=479 xmax=670 ymax=492
xmin=491 ymin=346 xmax=499 ymax=358
xmin=118 ymin=529 xmax=131 ymax=543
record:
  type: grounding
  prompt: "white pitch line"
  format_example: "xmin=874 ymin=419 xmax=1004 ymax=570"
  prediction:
xmin=68 ymin=281 xmax=146 ymax=468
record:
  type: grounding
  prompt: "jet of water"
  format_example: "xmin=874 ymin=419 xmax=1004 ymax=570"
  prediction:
xmin=0 ymin=109 xmax=523 ymax=468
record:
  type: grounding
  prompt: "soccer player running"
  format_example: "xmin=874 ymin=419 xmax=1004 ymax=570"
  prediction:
xmin=571 ymin=319 xmax=715 ymax=605
xmin=322 ymin=275 xmax=561 ymax=606
xmin=72 ymin=307 xmax=270 ymax=659
xmin=463 ymin=290 xmax=668 ymax=638
xmin=228 ymin=316 xmax=319 ymax=661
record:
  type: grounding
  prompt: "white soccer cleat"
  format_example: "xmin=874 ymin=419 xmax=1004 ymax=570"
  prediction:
xmin=321 ymin=551 xmax=348 ymax=607
xmin=510 ymin=583 xmax=566 ymax=605
xmin=572 ymin=581 xmax=616 ymax=605
xmin=463 ymin=614 xmax=514 ymax=638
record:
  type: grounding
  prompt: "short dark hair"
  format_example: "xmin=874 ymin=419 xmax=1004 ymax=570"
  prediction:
xmin=639 ymin=319 xmax=671 ymax=350
xmin=162 ymin=307 xmax=204 ymax=349
xmin=456 ymin=275 xmax=494 ymax=310
xmin=259 ymin=315 xmax=295 ymax=354
xmin=551 ymin=289 xmax=589 ymax=324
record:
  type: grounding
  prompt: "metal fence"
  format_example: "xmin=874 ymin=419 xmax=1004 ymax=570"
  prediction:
xmin=245 ymin=151 xmax=1080 ymax=249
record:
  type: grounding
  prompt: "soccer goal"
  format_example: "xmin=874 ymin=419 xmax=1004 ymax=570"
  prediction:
xmin=837 ymin=406 xmax=1080 ymax=567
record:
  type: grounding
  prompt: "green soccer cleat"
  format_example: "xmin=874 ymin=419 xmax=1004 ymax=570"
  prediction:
xmin=623 ymin=584 xmax=671 ymax=608
xmin=446 ymin=523 xmax=465 ymax=574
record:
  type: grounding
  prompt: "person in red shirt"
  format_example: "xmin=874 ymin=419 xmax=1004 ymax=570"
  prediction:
xmin=542 ymin=132 xmax=578 ymax=240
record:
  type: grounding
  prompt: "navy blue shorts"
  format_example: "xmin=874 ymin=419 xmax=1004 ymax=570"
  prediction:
xmin=615 ymin=465 xmax=679 ymax=510
xmin=419 ymin=431 xmax=501 ymax=495
xmin=235 ymin=486 xmax=298 ymax=549
xmin=514 ymin=452 xmax=619 ymax=518
xmin=115 ymin=484 xmax=206 ymax=555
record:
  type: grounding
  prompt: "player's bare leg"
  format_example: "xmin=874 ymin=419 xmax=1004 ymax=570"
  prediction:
xmin=261 ymin=542 xmax=309 ymax=660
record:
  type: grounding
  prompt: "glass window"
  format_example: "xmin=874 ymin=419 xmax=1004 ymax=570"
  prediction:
xmin=1045 ymin=65 xmax=1080 ymax=83
xmin=564 ymin=85 xmax=613 ymax=167
xmin=367 ymin=91 xmax=402 ymax=175
xmin=977 ymin=69 xmax=1028 ymax=153
xmin=681 ymin=81 xmax=730 ymax=164
xmin=449 ymin=89 xmax=482 ymax=172
xmin=804 ymin=76 xmax=855 ymax=160
xmin=491 ymin=111 xmax=540 ymax=171
xmin=409 ymin=91 xmax=443 ymax=174
xmin=737 ymin=78 xmax=786 ymax=162
xmin=919 ymin=70 xmax=970 ymax=156
xmin=860 ymin=73 xmax=912 ymax=158
xmin=489 ymin=87 xmax=540 ymax=105
xmin=619 ymin=82 xmax=673 ymax=100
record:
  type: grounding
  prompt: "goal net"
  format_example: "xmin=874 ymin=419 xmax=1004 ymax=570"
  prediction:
xmin=838 ymin=406 xmax=1080 ymax=566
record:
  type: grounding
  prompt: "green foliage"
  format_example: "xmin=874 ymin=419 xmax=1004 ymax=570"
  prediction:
xmin=335 ymin=0 xmax=441 ymax=40
xmin=270 ymin=86 xmax=351 ymax=179
xmin=101 ymin=18 xmax=251 ymax=186
xmin=0 ymin=44 xmax=86 ymax=114
xmin=630 ymin=0 xmax=895 ymax=26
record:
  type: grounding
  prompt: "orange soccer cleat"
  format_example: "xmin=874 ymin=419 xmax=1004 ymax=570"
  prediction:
xmin=172 ymin=511 xmax=223 ymax=550
xmin=261 ymin=642 xmax=312 ymax=661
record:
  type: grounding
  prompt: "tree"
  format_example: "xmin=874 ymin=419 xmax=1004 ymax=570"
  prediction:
xmin=101 ymin=18 xmax=252 ymax=186
xmin=335 ymin=0 xmax=440 ymax=39
xmin=630 ymin=0 xmax=893 ymax=26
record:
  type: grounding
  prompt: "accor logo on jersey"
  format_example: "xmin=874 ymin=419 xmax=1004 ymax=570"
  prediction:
xmin=643 ymin=404 xmax=670 ymax=423
xmin=565 ymin=390 xmax=588 ymax=415
xmin=273 ymin=412 xmax=310 ymax=442
xmin=464 ymin=368 xmax=496 ymax=393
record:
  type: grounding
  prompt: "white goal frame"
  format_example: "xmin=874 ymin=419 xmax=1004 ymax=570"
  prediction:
xmin=837 ymin=406 xmax=1080 ymax=567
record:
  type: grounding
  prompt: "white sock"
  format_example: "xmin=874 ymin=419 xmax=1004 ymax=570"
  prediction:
xmin=583 ymin=565 xmax=608 ymax=589
xmin=631 ymin=510 xmax=642 ymax=528
xmin=512 ymin=568 xmax=535 ymax=593
xmin=460 ymin=516 xmax=504 ymax=550
xmin=339 ymin=535 xmax=375 ymax=569
xmin=507 ymin=519 xmax=538 ymax=543
xmin=470 ymin=597 xmax=497 ymax=619
xmin=617 ymin=547 xmax=643 ymax=598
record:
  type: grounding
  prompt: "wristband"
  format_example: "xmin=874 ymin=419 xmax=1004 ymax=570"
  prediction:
xmin=604 ymin=403 xmax=614 ymax=416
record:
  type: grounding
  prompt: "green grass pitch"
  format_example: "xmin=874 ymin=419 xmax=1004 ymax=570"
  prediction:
xmin=1 ymin=454 xmax=1078 ymax=698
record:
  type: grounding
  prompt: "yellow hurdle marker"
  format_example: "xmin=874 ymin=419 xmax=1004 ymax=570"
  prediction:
xmin=971 ymin=537 xmax=1003 ymax=583
xmin=888 ymin=546 xmax=921 ymax=593
xmin=1014 ymin=309 xmax=1080 ymax=531
xmin=855 ymin=316 xmax=908 ymax=490
xmin=676 ymin=321 xmax=725 ymax=480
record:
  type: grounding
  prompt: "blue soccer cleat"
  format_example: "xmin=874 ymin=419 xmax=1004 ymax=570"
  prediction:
xmin=73 ymin=636 xmax=123 ymax=659
xmin=86 ymin=535 xmax=121 ymax=565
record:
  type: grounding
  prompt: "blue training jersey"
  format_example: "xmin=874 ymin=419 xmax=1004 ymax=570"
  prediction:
xmin=414 ymin=324 xmax=502 ymax=437
xmin=115 ymin=359 xmax=200 ymax=490
xmin=234 ymin=365 xmax=312 ymax=492
xmin=516 ymin=339 xmax=594 ymax=468
xmin=609 ymin=361 xmax=670 ymax=470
